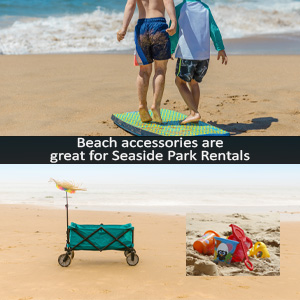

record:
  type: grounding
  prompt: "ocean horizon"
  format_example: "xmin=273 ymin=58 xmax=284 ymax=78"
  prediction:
xmin=0 ymin=182 xmax=299 ymax=215
xmin=0 ymin=0 xmax=300 ymax=55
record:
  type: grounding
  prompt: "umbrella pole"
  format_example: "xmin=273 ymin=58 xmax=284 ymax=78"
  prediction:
xmin=66 ymin=191 xmax=70 ymax=244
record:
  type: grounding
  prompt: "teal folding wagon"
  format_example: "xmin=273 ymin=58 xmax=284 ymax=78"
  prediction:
xmin=53 ymin=179 xmax=139 ymax=267
xmin=67 ymin=223 xmax=134 ymax=251
xmin=58 ymin=221 xmax=138 ymax=267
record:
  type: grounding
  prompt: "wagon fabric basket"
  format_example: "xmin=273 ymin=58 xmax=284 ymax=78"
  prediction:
xmin=58 ymin=220 xmax=139 ymax=267
xmin=68 ymin=222 xmax=134 ymax=251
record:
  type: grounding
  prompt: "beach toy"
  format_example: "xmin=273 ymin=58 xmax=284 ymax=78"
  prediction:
xmin=213 ymin=237 xmax=239 ymax=264
xmin=249 ymin=242 xmax=270 ymax=258
xmin=228 ymin=231 xmax=252 ymax=263
xmin=111 ymin=109 xmax=230 ymax=136
xmin=193 ymin=230 xmax=220 ymax=255
xmin=229 ymin=224 xmax=254 ymax=271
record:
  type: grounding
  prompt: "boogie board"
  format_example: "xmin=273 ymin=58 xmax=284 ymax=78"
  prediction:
xmin=111 ymin=109 xmax=229 ymax=136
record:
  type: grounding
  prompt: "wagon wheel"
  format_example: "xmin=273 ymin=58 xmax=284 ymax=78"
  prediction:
xmin=70 ymin=251 xmax=75 ymax=259
xmin=124 ymin=250 xmax=130 ymax=257
xmin=58 ymin=253 xmax=71 ymax=267
xmin=126 ymin=253 xmax=139 ymax=266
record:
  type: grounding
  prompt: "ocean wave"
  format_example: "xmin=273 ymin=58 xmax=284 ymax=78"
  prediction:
xmin=0 ymin=8 xmax=137 ymax=55
xmin=0 ymin=3 xmax=300 ymax=54
xmin=213 ymin=2 xmax=300 ymax=38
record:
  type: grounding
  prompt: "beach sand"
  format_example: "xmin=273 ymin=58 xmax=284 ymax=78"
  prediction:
xmin=0 ymin=205 xmax=299 ymax=300
xmin=186 ymin=213 xmax=280 ymax=276
xmin=0 ymin=54 xmax=299 ymax=136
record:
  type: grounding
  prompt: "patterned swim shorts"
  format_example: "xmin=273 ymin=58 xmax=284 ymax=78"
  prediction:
xmin=134 ymin=17 xmax=171 ymax=66
xmin=175 ymin=58 xmax=209 ymax=82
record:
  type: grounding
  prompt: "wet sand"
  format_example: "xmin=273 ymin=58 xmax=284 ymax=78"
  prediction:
xmin=0 ymin=54 xmax=299 ymax=136
xmin=218 ymin=33 xmax=300 ymax=55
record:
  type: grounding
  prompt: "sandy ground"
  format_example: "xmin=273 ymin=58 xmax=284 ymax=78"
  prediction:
xmin=0 ymin=54 xmax=299 ymax=136
xmin=0 ymin=205 xmax=299 ymax=300
xmin=186 ymin=213 xmax=280 ymax=276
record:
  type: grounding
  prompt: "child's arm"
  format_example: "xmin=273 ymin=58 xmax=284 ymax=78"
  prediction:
xmin=207 ymin=8 xmax=228 ymax=65
xmin=208 ymin=9 xmax=224 ymax=52
xmin=169 ymin=2 xmax=185 ymax=54
xmin=117 ymin=0 xmax=137 ymax=42
xmin=218 ymin=49 xmax=228 ymax=65
xmin=164 ymin=0 xmax=177 ymax=36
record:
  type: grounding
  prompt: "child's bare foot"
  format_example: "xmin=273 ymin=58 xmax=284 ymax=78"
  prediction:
xmin=139 ymin=107 xmax=152 ymax=123
xmin=180 ymin=113 xmax=201 ymax=125
xmin=151 ymin=107 xmax=162 ymax=123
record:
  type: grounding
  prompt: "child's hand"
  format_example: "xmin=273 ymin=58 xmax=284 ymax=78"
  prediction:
xmin=217 ymin=50 xmax=228 ymax=65
xmin=117 ymin=28 xmax=127 ymax=42
xmin=170 ymin=54 xmax=175 ymax=60
xmin=166 ymin=22 xmax=176 ymax=36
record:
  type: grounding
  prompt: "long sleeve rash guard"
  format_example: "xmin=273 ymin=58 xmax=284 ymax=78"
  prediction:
xmin=170 ymin=0 xmax=225 ymax=60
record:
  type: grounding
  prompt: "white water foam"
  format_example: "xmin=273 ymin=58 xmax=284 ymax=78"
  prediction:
xmin=213 ymin=2 xmax=300 ymax=38
xmin=0 ymin=8 xmax=137 ymax=54
xmin=0 ymin=2 xmax=300 ymax=54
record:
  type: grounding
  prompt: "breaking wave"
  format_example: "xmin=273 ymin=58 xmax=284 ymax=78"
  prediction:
xmin=0 ymin=0 xmax=300 ymax=54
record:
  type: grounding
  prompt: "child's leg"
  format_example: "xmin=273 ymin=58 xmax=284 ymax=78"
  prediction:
xmin=188 ymin=79 xmax=200 ymax=113
xmin=137 ymin=64 xmax=152 ymax=122
xmin=175 ymin=76 xmax=198 ymax=113
xmin=175 ymin=76 xmax=201 ymax=124
xmin=151 ymin=59 xmax=168 ymax=123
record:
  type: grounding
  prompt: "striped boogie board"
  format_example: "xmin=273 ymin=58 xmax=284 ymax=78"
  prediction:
xmin=111 ymin=109 xmax=229 ymax=136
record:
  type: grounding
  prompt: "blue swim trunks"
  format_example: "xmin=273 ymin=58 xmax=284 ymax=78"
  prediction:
xmin=134 ymin=17 xmax=171 ymax=66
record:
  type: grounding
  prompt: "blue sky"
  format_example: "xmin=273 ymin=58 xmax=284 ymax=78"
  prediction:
xmin=0 ymin=165 xmax=299 ymax=187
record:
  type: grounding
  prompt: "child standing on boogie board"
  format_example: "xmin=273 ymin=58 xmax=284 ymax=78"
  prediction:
xmin=169 ymin=0 xmax=228 ymax=125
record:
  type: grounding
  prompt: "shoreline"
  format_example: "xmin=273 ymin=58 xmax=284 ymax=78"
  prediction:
xmin=1 ymin=33 xmax=300 ymax=56
xmin=1 ymin=204 xmax=299 ymax=221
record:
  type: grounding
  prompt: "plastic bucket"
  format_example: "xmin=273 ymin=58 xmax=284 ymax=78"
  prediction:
xmin=214 ymin=237 xmax=239 ymax=264
xmin=193 ymin=230 xmax=220 ymax=255
xmin=228 ymin=234 xmax=252 ymax=262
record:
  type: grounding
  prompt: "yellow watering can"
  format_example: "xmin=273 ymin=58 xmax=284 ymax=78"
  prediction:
xmin=249 ymin=242 xmax=270 ymax=258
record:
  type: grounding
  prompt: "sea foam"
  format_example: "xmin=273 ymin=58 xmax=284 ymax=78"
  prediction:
xmin=0 ymin=2 xmax=300 ymax=54
xmin=0 ymin=8 xmax=137 ymax=54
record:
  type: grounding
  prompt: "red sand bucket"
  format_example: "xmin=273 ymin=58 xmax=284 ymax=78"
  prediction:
xmin=193 ymin=230 xmax=220 ymax=255
xmin=229 ymin=224 xmax=253 ymax=271
xmin=228 ymin=234 xmax=252 ymax=262
xmin=228 ymin=228 xmax=252 ymax=263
